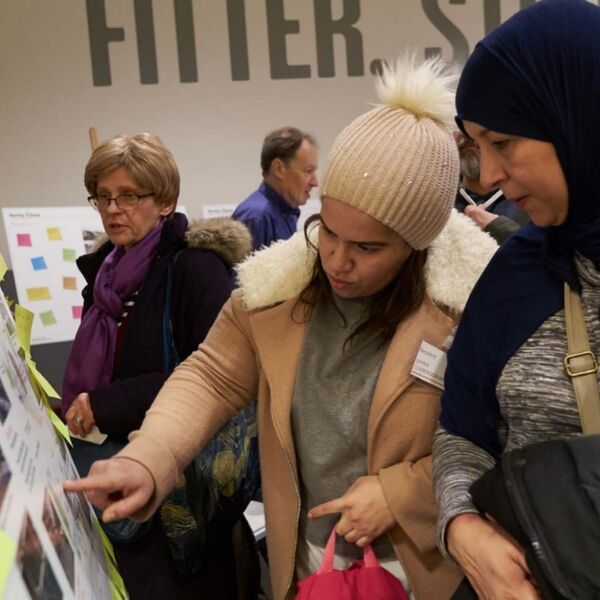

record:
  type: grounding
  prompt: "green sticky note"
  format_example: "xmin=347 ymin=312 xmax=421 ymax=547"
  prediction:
xmin=62 ymin=248 xmax=77 ymax=262
xmin=39 ymin=310 xmax=57 ymax=326
xmin=0 ymin=529 xmax=16 ymax=596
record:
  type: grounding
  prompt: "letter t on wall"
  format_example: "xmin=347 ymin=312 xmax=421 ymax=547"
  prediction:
xmin=314 ymin=0 xmax=364 ymax=77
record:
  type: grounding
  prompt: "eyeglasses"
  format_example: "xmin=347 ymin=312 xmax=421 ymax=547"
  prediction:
xmin=87 ymin=192 xmax=154 ymax=212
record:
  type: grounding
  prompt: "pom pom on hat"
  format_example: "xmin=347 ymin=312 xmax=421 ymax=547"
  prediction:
xmin=375 ymin=53 xmax=457 ymax=123
xmin=321 ymin=53 xmax=460 ymax=250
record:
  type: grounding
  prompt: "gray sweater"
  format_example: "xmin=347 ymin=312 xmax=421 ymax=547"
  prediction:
xmin=433 ymin=253 xmax=600 ymax=557
xmin=291 ymin=295 xmax=394 ymax=560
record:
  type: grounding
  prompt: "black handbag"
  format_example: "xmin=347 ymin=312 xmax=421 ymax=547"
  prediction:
xmin=468 ymin=436 xmax=600 ymax=600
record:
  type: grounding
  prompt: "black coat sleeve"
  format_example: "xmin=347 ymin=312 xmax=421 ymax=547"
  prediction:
xmin=88 ymin=250 xmax=233 ymax=438
xmin=484 ymin=215 xmax=521 ymax=244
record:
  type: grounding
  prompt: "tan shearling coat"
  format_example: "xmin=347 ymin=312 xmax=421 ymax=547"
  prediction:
xmin=120 ymin=211 xmax=498 ymax=600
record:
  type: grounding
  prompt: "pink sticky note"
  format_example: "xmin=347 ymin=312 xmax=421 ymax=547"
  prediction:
xmin=17 ymin=233 xmax=32 ymax=247
xmin=71 ymin=306 xmax=83 ymax=319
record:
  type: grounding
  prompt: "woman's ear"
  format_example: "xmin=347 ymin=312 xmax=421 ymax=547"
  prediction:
xmin=159 ymin=202 xmax=176 ymax=217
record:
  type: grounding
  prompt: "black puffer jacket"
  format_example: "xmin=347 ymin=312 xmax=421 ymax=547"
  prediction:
xmin=78 ymin=213 xmax=251 ymax=439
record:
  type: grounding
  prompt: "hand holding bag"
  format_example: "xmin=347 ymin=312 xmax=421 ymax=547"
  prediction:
xmin=295 ymin=530 xmax=409 ymax=600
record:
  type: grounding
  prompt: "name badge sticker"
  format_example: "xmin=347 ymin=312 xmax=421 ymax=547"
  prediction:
xmin=410 ymin=341 xmax=447 ymax=390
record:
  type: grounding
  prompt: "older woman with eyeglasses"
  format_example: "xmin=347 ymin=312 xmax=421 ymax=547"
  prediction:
xmin=61 ymin=133 xmax=253 ymax=599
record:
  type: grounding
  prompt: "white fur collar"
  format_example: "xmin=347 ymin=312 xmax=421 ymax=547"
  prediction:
xmin=236 ymin=210 xmax=498 ymax=314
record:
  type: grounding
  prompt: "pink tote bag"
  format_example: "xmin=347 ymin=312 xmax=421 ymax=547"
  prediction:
xmin=295 ymin=530 xmax=410 ymax=600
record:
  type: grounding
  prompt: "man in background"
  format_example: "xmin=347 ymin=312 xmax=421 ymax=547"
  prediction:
xmin=454 ymin=131 xmax=528 ymax=244
xmin=233 ymin=127 xmax=318 ymax=251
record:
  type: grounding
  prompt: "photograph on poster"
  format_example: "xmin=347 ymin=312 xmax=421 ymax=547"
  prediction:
xmin=0 ymin=293 xmax=16 ymax=340
xmin=63 ymin=478 xmax=93 ymax=538
xmin=1 ymin=349 xmax=29 ymax=405
xmin=17 ymin=512 xmax=63 ymax=600
xmin=0 ymin=376 xmax=11 ymax=423
xmin=0 ymin=447 xmax=12 ymax=512
xmin=42 ymin=488 xmax=75 ymax=590
xmin=0 ymin=347 xmax=44 ymax=433
xmin=82 ymin=229 xmax=105 ymax=255
xmin=54 ymin=432 xmax=67 ymax=463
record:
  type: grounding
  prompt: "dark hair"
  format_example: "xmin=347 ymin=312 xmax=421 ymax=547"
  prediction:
xmin=294 ymin=215 xmax=428 ymax=346
xmin=261 ymin=127 xmax=317 ymax=175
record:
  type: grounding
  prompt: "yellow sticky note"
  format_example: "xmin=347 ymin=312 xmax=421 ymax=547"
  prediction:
xmin=26 ymin=286 xmax=51 ymax=302
xmin=0 ymin=530 xmax=16 ymax=596
xmin=15 ymin=304 xmax=34 ymax=356
xmin=0 ymin=254 xmax=7 ymax=281
xmin=47 ymin=405 xmax=72 ymax=446
xmin=26 ymin=356 xmax=60 ymax=399
xmin=25 ymin=357 xmax=46 ymax=404
xmin=107 ymin=555 xmax=127 ymax=600
xmin=94 ymin=518 xmax=116 ymax=563
xmin=62 ymin=276 xmax=77 ymax=290
xmin=36 ymin=369 xmax=60 ymax=400
xmin=47 ymin=227 xmax=62 ymax=241
xmin=110 ymin=578 xmax=126 ymax=600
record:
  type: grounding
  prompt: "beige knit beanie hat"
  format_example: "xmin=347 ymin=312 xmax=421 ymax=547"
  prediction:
xmin=321 ymin=54 xmax=460 ymax=250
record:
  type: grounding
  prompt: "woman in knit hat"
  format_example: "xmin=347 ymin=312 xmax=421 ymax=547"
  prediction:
xmin=65 ymin=55 xmax=496 ymax=600
xmin=433 ymin=1 xmax=600 ymax=598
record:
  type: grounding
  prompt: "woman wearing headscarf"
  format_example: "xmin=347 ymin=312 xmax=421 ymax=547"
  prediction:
xmin=61 ymin=133 xmax=253 ymax=599
xmin=432 ymin=1 xmax=600 ymax=598
xmin=65 ymin=57 xmax=497 ymax=600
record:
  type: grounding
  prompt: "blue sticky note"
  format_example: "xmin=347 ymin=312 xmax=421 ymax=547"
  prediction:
xmin=31 ymin=256 xmax=48 ymax=271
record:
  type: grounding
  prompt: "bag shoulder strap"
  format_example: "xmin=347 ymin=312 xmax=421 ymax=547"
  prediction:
xmin=563 ymin=282 xmax=600 ymax=434
xmin=162 ymin=249 xmax=185 ymax=371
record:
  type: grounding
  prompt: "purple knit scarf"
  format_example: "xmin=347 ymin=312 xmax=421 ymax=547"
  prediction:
xmin=61 ymin=220 xmax=164 ymax=413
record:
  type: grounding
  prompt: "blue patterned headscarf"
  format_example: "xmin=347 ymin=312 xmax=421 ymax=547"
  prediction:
xmin=456 ymin=0 xmax=600 ymax=289
xmin=440 ymin=0 xmax=600 ymax=456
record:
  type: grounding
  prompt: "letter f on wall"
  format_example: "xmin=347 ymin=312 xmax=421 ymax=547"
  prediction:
xmin=86 ymin=0 xmax=125 ymax=86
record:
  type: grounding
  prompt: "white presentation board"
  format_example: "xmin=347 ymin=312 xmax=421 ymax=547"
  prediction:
xmin=2 ymin=207 xmax=104 ymax=346
xmin=0 ymin=256 xmax=122 ymax=599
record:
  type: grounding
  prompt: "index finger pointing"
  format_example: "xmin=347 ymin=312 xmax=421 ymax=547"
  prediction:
xmin=63 ymin=472 xmax=124 ymax=495
xmin=308 ymin=497 xmax=344 ymax=519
